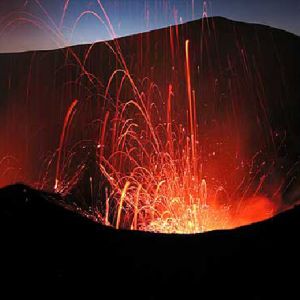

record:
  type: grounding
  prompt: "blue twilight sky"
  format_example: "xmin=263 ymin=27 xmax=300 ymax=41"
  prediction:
xmin=0 ymin=0 xmax=300 ymax=53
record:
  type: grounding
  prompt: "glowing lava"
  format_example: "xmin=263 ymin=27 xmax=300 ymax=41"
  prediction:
xmin=94 ymin=39 xmax=275 ymax=233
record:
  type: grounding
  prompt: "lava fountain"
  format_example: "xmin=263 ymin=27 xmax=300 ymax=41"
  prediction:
xmin=90 ymin=39 xmax=276 ymax=233
xmin=1 ymin=1 xmax=287 ymax=234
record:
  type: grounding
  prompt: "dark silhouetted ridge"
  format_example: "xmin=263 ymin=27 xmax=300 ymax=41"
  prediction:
xmin=1 ymin=184 xmax=299 ymax=298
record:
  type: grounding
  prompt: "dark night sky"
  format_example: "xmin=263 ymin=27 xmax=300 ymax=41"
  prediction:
xmin=0 ymin=0 xmax=300 ymax=53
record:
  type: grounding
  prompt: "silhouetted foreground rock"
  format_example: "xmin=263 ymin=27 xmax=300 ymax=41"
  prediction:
xmin=1 ymin=184 xmax=299 ymax=298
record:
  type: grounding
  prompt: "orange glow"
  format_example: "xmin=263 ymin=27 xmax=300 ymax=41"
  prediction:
xmin=232 ymin=196 xmax=276 ymax=228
